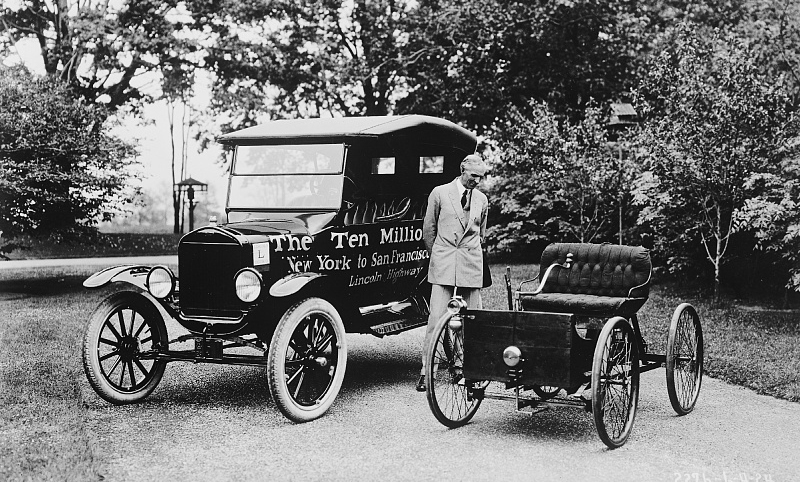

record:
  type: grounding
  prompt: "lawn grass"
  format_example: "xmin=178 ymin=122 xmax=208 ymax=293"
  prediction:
xmin=0 ymin=275 xmax=106 ymax=481
xmin=0 ymin=261 xmax=798 ymax=480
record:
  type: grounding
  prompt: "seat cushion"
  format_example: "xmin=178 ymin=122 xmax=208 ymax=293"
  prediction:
xmin=519 ymin=292 xmax=647 ymax=318
xmin=539 ymin=243 xmax=651 ymax=299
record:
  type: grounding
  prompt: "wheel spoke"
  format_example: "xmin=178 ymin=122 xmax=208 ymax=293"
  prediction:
xmin=292 ymin=371 xmax=306 ymax=399
xmin=104 ymin=319 xmax=123 ymax=342
xmin=106 ymin=356 xmax=122 ymax=378
xmin=117 ymin=311 xmax=128 ymax=337
xmin=99 ymin=337 xmax=119 ymax=348
xmin=127 ymin=360 xmax=137 ymax=388
xmin=134 ymin=358 xmax=150 ymax=379
xmin=133 ymin=318 xmax=147 ymax=339
xmin=100 ymin=350 xmax=119 ymax=362
xmin=119 ymin=359 xmax=127 ymax=386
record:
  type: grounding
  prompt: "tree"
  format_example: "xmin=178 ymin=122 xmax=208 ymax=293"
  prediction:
xmin=0 ymin=65 xmax=138 ymax=255
xmin=1 ymin=0 xmax=199 ymax=110
xmin=398 ymin=0 xmax=647 ymax=131
xmin=200 ymin=0 xmax=414 ymax=131
xmin=488 ymin=101 xmax=625 ymax=253
xmin=632 ymin=25 xmax=797 ymax=300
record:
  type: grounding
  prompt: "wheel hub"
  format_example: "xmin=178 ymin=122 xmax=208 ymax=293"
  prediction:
xmin=118 ymin=337 xmax=139 ymax=362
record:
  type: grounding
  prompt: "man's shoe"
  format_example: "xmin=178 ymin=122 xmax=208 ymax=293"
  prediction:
xmin=415 ymin=375 xmax=426 ymax=392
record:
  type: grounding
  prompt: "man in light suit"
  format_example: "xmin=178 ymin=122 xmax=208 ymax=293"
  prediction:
xmin=417 ymin=154 xmax=489 ymax=391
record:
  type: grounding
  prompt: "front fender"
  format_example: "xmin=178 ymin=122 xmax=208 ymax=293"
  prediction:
xmin=83 ymin=265 xmax=152 ymax=290
xmin=268 ymin=272 xmax=327 ymax=298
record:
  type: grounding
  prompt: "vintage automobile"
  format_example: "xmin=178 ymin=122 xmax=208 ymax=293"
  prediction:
xmin=82 ymin=115 xmax=477 ymax=422
xmin=423 ymin=242 xmax=703 ymax=448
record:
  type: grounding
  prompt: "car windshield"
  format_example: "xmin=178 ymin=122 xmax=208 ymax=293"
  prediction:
xmin=228 ymin=144 xmax=345 ymax=210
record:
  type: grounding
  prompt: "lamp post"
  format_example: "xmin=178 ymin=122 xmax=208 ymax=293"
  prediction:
xmin=606 ymin=102 xmax=639 ymax=245
xmin=175 ymin=177 xmax=208 ymax=233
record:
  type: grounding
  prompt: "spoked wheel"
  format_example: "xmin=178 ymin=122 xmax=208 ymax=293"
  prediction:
xmin=425 ymin=313 xmax=482 ymax=428
xmin=591 ymin=316 xmax=640 ymax=449
xmin=267 ymin=298 xmax=347 ymax=423
xmin=666 ymin=303 xmax=704 ymax=415
xmin=532 ymin=385 xmax=562 ymax=400
xmin=82 ymin=291 xmax=168 ymax=404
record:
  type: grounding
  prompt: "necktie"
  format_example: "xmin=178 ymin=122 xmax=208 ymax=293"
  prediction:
xmin=461 ymin=189 xmax=471 ymax=210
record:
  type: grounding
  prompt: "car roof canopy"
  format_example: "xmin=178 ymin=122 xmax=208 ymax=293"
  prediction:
xmin=217 ymin=115 xmax=477 ymax=153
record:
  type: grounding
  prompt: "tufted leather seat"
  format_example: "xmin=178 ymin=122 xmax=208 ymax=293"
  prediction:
xmin=343 ymin=197 xmax=415 ymax=225
xmin=519 ymin=243 xmax=652 ymax=317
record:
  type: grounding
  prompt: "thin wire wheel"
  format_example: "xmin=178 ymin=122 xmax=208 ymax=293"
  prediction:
xmin=591 ymin=316 xmax=640 ymax=449
xmin=666 ymin=303 xmax=704 ymax=415
xmin=425 ymin=313 xmax=482 ymax=428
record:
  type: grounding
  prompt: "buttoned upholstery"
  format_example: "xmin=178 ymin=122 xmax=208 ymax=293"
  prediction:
xmin=519 ymin=243 xmax=652 ymax=317
xmin=343 ymin=196 xmax=418 ymax=225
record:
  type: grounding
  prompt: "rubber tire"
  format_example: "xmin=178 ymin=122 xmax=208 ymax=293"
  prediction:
xmin=425 ymin=312 xmax=482 ymax=428
xmin=666 ymin=303 xmax=704 ymax=415
xmin=591 ymin=316 xmax=640 ymax=449
xmin=82 ymin=291 xmax=168 ymax=404
xmin=267 ymin=298 xmax=347 ymax=423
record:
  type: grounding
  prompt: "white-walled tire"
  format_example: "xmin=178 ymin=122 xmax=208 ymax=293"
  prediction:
xmin=267 ymin=298 xmax=347 ymax=423
xmin=82 ymin=291 xmax=168 ymax=404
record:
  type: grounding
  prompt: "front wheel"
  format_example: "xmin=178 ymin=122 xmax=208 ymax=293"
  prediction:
xmin=267 ymin=298 xmax=347 ymax=423
xmin=591 ymin=316 xmax=640 ymax=449
xmin=666 ymin=303 xmax=704 ymax=415
xmin=425 ymin=313 xmax=482 ymax=428
xmin=82 ymin=291 xmax=168 ymax=404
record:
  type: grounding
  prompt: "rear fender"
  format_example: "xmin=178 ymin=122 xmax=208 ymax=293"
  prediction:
xmin=83 ymin=265 xmax=151 ymax=290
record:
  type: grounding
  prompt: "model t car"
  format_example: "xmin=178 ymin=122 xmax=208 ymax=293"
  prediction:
xmin=424 ymin=242 xmax=703 ymax=448
xmin=82 ymin=115 xmax=476 ymax=422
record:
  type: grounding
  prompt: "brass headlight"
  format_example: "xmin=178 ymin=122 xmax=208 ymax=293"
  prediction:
xmin=146 ymin=266 xmax=175 ymax=299
xmin=446 ymin=296 xmax=467 ymax=314
xmin=234 ymin=268 xmax=262 ymax=303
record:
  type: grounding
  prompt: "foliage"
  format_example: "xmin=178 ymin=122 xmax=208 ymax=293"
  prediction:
xmin=398 ymin=0 xmax=647 ymax=131
xmin=487 ymin=101 xmax=630 ymax=252
xmin=197 ymin=0 xmax=413 ymax=135
xmin=0 ymin=0 xmax=199 ymax=109
xmin=632 ymin=24 xmax=798 ymax=297
xmin=732 ymin=168 xmax=800 ymax=292
xmin=0 ymin=66 xmax=138 ymax=255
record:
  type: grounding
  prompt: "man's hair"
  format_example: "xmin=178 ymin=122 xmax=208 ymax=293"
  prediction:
xmin=460 ymin=154 xmax=487 ymax=172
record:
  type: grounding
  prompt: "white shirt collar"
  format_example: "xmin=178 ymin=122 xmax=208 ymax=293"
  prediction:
xmin=456 ymin=178 xmax=468 ymax=195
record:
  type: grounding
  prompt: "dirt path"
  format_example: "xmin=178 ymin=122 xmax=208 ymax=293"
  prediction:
xmin=81 ymin=328 xmax=800 ymax=482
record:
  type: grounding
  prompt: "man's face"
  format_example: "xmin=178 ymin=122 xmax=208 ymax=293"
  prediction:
xmin=460 ymin=164 xmax=486 ymax=190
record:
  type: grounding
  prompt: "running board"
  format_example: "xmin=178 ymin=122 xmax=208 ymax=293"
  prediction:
xmin=368 ymin=317 xmax=427 ymax=337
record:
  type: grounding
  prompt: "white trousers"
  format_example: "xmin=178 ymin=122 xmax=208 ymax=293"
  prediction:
xmin=421 ymin=284 xmax=482 ymax=374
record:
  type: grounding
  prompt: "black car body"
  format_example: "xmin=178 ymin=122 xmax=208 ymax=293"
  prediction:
xmin=82 ymin=115 xmax=477 ymax=422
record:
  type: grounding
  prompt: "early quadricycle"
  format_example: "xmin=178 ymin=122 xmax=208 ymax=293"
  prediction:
xmin=424 ymin=242 xmax=703 ymax=448
xmin=81 ymin=115 xmax=477 ymax=422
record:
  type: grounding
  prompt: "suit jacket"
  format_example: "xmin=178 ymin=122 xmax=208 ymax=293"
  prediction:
xmin=423 ymin=178 xmax=488 ymax=288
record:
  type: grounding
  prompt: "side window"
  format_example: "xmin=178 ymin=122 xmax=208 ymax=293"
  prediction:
xmin=371 ymin=157 xmax=396 ymax=174
xmin=419 ymin=155 xmax=444 ymax=173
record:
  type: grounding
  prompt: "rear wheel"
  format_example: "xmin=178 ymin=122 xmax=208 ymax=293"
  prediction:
xmin=82 ymin=291 xmax=168 ymax=404
xmin=591 ymin=316 xmax=640 ymax=449
xmin=425 ymin=313 xmax=482 ymax=428
xmin=666 ymin=303 xmax=704 ymax=415
xmin=267 ymin=298 xmax=347 ymax=423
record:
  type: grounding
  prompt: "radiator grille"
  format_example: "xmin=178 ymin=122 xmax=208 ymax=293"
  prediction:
xmin=179 ymin=240 xmax=248 ymax=317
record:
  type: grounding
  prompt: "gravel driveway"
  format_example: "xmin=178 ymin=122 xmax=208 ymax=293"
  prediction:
xmin=81 ymin=325 xmax=800 ymax=482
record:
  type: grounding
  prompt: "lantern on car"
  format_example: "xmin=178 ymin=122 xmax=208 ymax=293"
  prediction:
xmin=503 ymin=346 xmax=522 ymax=367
